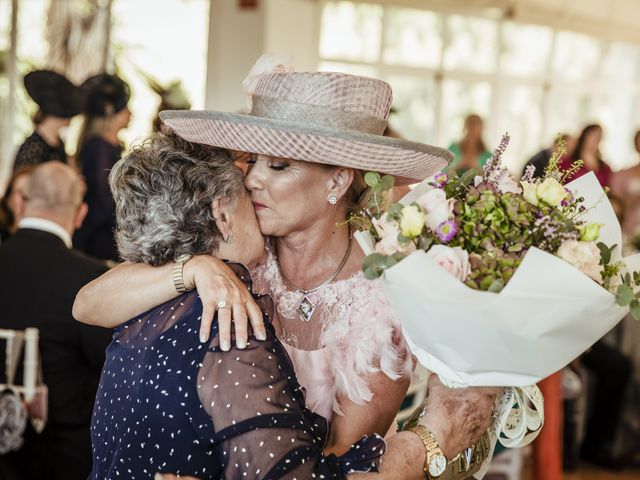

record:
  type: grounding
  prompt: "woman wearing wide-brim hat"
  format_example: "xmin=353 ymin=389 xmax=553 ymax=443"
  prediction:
xmin=73 ymin=73 xmax=131 ymax=262
xmin=74 ymin=58 xmax=498 ymax=477
xmin=13 ymin=70 xmax=84 ymax=170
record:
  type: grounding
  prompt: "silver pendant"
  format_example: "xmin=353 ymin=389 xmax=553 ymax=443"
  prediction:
xmin=298 ymin=295 xmax=317 ymax=322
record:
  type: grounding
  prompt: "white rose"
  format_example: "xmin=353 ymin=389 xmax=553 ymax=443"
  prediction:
xmin=497 ymin=174 xmax=522 ymax=194
xmin=521 ymin=181 xmax=539 ymax=206
xmin=537 ymin=177 xmax=567 ymax=207
xmin=426 ymin=245 xmax=471 ymax=282
xmin=557 ymin=240 xmax=602 ymax=283
xmin=416 ymin=188 xmax=454 ymax=232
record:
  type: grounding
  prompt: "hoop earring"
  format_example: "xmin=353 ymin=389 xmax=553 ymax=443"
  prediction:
xmin=223 ymin=234 xmax=234 ymax=244
xmin=327 ymin=194 xmax=338 ymax=205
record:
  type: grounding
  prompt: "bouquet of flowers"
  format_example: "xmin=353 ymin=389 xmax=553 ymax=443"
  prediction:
xmin=354 ymin=135 xmax=640 ymax=459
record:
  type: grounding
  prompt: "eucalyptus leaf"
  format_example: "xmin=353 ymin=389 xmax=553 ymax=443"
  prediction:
xmin=630 ymin=299 xmax=640 ymax=320
xmin=379 ymin=175 xmax=395 ymax=191
xmin=364 ymin=172 xmax=381 ymax=188
xmin=616 ymin=284 xmax=635 ymax=306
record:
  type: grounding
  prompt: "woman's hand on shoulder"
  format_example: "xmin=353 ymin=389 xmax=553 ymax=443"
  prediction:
xmin=420 ymin=375 xmax=502 ymax=459
xmin=184 ymin=255 xmax=266 ymax=350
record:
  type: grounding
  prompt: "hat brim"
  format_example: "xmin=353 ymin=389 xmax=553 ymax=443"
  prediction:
xmin=24 ymin=70 xmax=84 ymax=118
xmin=160 ymin=110 xmax=451 ymax=185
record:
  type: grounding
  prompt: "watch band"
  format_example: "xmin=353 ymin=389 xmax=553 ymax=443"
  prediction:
xmin=407 ymin=424 xmax=446 ymax=479
xmin=172 ymin=254 xmax=193 ymax=293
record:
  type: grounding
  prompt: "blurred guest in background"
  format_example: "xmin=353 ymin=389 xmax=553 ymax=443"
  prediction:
xmin=73 ymin=73 xmax=131 ymax=262
xmin=0 ymin=165 xmax=36 ymax=243
xmin=560 ymin=124 xmax=612 ymax=187
xmin=611 ymin=129 xmax=640 ymax=236
xmin=447 ymin=113 xmax=491 ymax=173
xmin=13 ymin=70 xmax=84 ymax=169
xmin=522 ymin=133 xmax=576 ymax=179
xmin=146 ymin=77 xmax=191 ymax=132
xmin=0 ymin=162 xmax=112 ymax=479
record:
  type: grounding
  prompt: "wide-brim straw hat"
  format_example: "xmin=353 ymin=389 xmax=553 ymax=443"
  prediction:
xmin=160 ymin=66 xmax=451 ymax=185
xmin=24 ymin=70 xmax=84 ymax=118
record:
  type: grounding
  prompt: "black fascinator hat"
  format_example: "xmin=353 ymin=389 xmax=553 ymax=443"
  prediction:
xmin=81 ymin=74 xmax=130 ymax=117
xmin=24 ymin=70 xmax=84 ymax=118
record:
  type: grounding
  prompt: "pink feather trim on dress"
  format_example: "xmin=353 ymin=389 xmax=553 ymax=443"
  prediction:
xmin=252 ymin=245 xmax=414 ymax=421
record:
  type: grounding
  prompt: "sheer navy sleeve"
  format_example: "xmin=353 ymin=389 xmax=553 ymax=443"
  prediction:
xmin=90 ymin=262 xmax=384 ymax=480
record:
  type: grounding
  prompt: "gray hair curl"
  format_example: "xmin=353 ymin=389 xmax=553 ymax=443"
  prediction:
xmin=109 ymin=133 xmax=244 ymax=266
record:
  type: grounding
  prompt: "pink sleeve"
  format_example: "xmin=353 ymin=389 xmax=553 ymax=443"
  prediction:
xmin=320 ymin=279 xmax=414 ymax=414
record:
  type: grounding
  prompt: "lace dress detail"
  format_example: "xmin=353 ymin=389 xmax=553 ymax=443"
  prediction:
xmin=253 ymin=246 xmax=413 ymax=420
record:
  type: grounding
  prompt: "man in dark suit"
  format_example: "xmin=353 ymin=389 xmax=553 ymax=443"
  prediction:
xmin=0 ymin=161 xmax=112 ymax=479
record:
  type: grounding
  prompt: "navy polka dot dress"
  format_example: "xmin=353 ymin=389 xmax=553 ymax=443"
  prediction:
xmin=90 ymin=263 xmax=385 ymax=479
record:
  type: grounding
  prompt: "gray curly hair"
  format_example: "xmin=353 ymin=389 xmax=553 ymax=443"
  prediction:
xmin=109 ymin=133 xmax=244 ymax=266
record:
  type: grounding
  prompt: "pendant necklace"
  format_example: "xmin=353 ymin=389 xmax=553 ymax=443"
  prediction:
xmin=276 ymin=231 xmax=353 ymax=322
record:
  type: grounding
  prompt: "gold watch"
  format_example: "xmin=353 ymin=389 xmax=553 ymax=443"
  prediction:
xmin=172 ymin=254 xmax=193 ymax=293
xmin=408 ymin=424 xmax=448 ymax=479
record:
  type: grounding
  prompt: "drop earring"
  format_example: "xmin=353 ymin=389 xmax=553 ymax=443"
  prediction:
xmin=328 ymin=194 xmax=338 ymax=205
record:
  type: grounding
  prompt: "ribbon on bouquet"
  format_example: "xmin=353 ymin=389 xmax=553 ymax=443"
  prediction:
xmin=493 ymin=385 xmax=544 ymax=448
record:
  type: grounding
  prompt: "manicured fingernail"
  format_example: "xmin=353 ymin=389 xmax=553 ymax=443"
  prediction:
xmin=221 ymin=340 xmax=230 ymax=351
xmin=256 ymin=332 xmax=267 ymax=341
xmin=237 ymin=339 xmax=246 ymax=349
xmin=199 ymin=332 xmax=208 ymax=343
xmin=155 ymin=474 xmax=164 ymax=480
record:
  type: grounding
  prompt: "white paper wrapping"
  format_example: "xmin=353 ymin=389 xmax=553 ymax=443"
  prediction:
xmin=355 ymin=172 xmax=639 ymax=467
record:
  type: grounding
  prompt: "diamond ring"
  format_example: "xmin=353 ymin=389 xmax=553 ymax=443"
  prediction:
xmin=217 ymin=300 xmax=232 ymax=310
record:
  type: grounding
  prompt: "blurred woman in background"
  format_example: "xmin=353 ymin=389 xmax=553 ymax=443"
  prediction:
xmin=73 ymin=73 xmax=131 ymax=262
xmin=447 ymin=114 xmax=492 ymax=173
xmin=560 ymin=124 xmax=612 ymax=187
xmin=13 ymin=70 xmax=84 ymax=169
xmin=611 ymin=129 xmax=640 ymax=236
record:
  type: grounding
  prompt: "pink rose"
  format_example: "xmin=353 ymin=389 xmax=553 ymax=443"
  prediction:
xmin=416 ymin=188 xmax=454 ymax=232
xmin=373 ymin=215 xmax=401 ymax=255
xmin=426 ymin=245 xmax=471 ymax=282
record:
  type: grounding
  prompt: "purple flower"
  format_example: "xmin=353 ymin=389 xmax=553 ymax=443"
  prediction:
xmin=433 ymin=172 xmax=449 ymax=189
xmin=560 ymin=187 xmax=574 ymax=207
xmin=436 ymin=220 xmax=458 ymax=243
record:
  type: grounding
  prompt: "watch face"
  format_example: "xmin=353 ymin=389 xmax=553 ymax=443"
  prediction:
xmin=429 ymin=454 xmax=447 ymax=477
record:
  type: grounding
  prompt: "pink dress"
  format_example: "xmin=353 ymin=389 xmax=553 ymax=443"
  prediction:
xmin=252 ymin=246 xmax=413 ymax=421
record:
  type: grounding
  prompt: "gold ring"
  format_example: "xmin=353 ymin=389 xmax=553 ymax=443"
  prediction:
xmin=217 ymin=300 xmax=231 ymax=310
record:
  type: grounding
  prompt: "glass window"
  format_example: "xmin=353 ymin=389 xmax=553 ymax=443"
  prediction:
xmin=552 ymin=31 xmax=603 ymax=81
xmin=587 ymin=90 xmax=637 ymax=170
xmin=383 ymin=8 xmax=442 ymax=69
xmin=111 ymin=0 xmax=210 ymax=146
xmin=386 ymin=75 xmax=438 ymax=143
xmin=545 ymin=86 xmax=593 ymax=144
xmin=440 ymin=80 xmax=492 ymax=147
xmin=12 ymin=0 xmax=48 ymax=143
xmin=500 ymin=22 xmax=553 ymax=77
xmin=319 ymin=1 xmax=383 ymax=63
xmin=494 ymin=84 xmax=545 ymax=173
xmin=599 ymin=42 xmax=640 ymax=82
xmin=443 ymin=15 xmax=498 ymax=73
